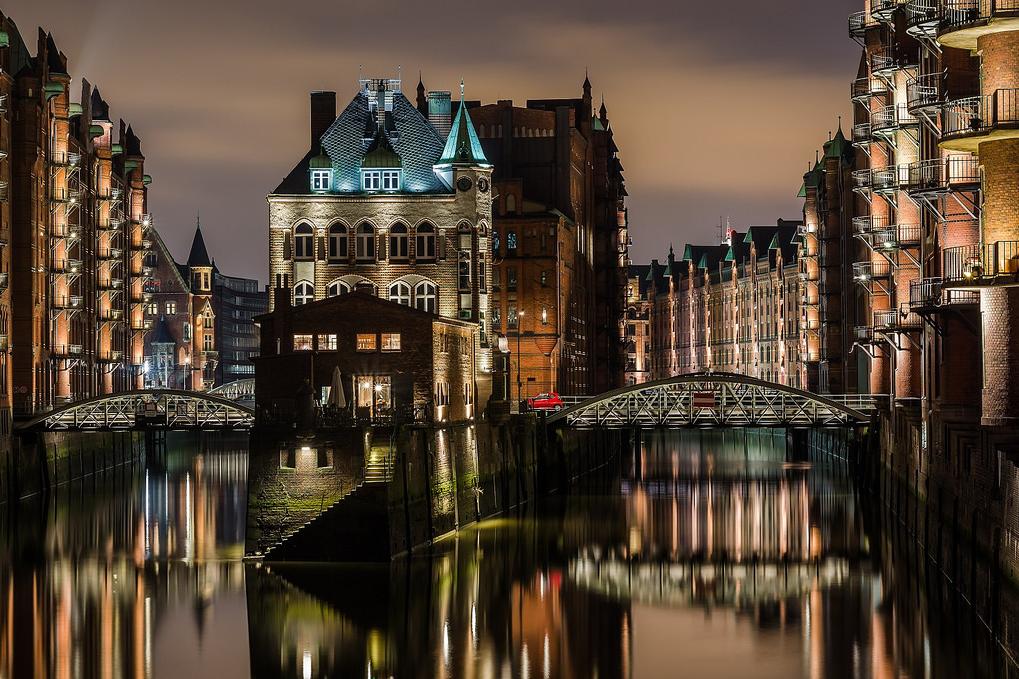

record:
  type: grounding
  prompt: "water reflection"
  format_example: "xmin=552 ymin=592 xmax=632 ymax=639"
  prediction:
xmin=0 ymin=429 xmax=1014 ymax=678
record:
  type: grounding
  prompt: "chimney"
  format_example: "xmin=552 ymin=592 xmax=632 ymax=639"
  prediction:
xmin=428 ymin=91 xmax=452 ymax=139
xmin=310 ymin=91 xmax=336 ymax=148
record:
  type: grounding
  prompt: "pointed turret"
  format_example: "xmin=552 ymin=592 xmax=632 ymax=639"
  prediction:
xmin=599 ymin=98 xmax=608 ymax=127
xmin=416 ymin=73 xmax=428 ymax=117
xmin=435 ymin=81 xmax=490 ymax=169
xmin=187 ymin=219 xmax=213 ymax=269
xmin=90 ymin=87 xmax=110 ymax=122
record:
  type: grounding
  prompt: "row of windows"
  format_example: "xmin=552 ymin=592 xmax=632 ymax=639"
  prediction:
xmin=293 ymin=332 xmax=402 ymax=353
xmin=293 ymin=222 xmax=437 ymax=262
xmin=310 ymin=169 xmax=403 ymax=194
xmin=293 ymin=280 xmax=438 ymax=313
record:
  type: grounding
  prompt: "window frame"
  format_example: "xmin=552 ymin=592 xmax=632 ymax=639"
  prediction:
xmin=362 ymin=170 xmax=381 ymax=191
xmin=293 ymin=334 xmax=314 ymax=351
xmin=389 ymin=223 xmax=409 ymax=261
xmin=381 ymin=170 xmax=400 ymax=191
xmin=294 ymin=281 xmax=314 ymax=306
xmin=356 ymin=333 xmax=377 ymax=352
xmin=381 ymin=333 xmax=401 ymax=352
xmin=328 ymin=224 xmax=348 ymax=260
xmin=389 ymin=281 xmax=412 ymax=306
xmin=294 ymin=223 xmax=314 ymax=260
xmin=311 ymin=169 xmax=332 ymax=193
xmin=356 ymin=223 xmax=376 ymax=261
xmin=415 ymin=281 xmax=437 ymax=314
xmin=415 ymin=223 xmax=436 ymax=262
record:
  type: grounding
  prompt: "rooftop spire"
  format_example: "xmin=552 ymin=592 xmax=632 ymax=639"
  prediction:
xmin=187 ymin=216 xmax=212 ymax=268
xmin=436 ymin=80 xmax=490 ymax=168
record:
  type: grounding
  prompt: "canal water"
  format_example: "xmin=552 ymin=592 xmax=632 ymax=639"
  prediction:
xmin=0 ymin=429 xmax=1013 ymax=678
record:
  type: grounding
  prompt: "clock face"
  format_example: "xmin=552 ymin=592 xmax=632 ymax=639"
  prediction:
xmin=457 ymin=176 xmax=473 ymax=192
xmin=477 ymin=177 xmax=490 ymax=193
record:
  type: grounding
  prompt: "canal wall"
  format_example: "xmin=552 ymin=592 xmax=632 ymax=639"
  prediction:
xmin=248 ymin=416 xmax=625 ymax=561
xmin=1 ymin=431 xmax=143 ymax=503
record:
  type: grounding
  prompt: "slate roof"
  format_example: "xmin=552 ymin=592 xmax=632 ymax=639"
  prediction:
xmin=187 ymin=223 xmax=212 ymax=268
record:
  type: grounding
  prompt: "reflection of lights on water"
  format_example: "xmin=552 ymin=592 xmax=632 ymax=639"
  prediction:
xmin=470 ymin=603 xmax=477 ymax=648
xmin=521 ymin=642 xmax=530 ymax=679
xmin=303 ymin=650 xmax=311 ymax=679
xmin=543 ymin=634 xmax=550 ymax=679
xmin=443 ymin=620 xmax=450 ymax=664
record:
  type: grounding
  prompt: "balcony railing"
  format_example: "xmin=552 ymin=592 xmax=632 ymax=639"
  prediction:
xmin=98 ymin=350 xmax=123 ymax=362
xmin=941 ymin=0 xmax=1019 ymax=31
xmin=873 ymin=223 xmax=922 ymax=250
xmin=853 ymin=215 xmax=888 ymax=236
xmin=871 ymin=0 xmax=899 ymax=21
xmin=98 ymin=247 xmax=123 ymax=260
xmin=852 ymin=168 xmax=874 ymax=191
xmin=872 ymin=165 xmax=909 ymax=193
xmin=855 ymin=325 xmax=877 ymax=342
xmin=100 ymin=309 xmax=123 ymax=322
xmin=51 ymin=258 xmax=82 ymax=274
xmin=907 ymin=0 xmax=940 ymax=36
xmin=910 ymin=276 xmax=981 ymax=310
xmin=849 ymin=10 xmax=880 ymax=39
xmin=51 ymin=344 xmax=83 ymax=358
xmin=943 ymin=241 xmax=1019 ymax=285
xmin=852 ymin=77 xmax=887 ymax=102
xmin=99 ymin=277 xmax=124 ymax=290
xmin=943 ymin=89 xmax=1019 ymax=142
xmin=906 ymin=156 xmax=980 ymax=193
xmin=874 ymin=308 xmax=923 ymax=331
xmin=871 ymin=45 xmax=915 ymax=75
xmin=53 ymin=295 xmax=82 ymax=309
xmin=853 ymin=260 xmax=894 ymax=280
xmin=0 ymin=181 xmax=8 ymax=203
xmin=906 ymin=72 xmax=942 ymax=111
xmin=873 ymin=104 xmax=918 ymax=136
xmin=0 ymin=272 xmax=8 ymax=292
xmin=852 ymin=123 xmax=873 ymax=146
xmin=131 ymin=319 xmax=153 ymax=331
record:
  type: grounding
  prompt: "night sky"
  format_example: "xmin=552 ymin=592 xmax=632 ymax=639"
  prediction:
xmin=6 ymin=0 xmax=859 ymax=282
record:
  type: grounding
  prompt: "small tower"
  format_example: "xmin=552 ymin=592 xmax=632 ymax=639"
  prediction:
xmin=187 ymin=218 xmax=215 ymax=390
xmin=416 ymin=73 xmax=428 ymax=117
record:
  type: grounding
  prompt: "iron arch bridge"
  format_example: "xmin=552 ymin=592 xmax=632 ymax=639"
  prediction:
xmin=16 ymin=390 xmax=256 ymax=432
xmin=546 ymin=373 xmax=880 ymax=429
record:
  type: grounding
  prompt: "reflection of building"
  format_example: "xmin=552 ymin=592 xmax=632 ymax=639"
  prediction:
xmin=624 ymin=268 xmax=652 ymax=385
xmin=254 ymin=290 xmax=477 ymax=424
xmin=469 ymin=78 xmax=629 ymax=397
xmin=644 ymin=222 xmax=804 ymax=386
xmin=268 ymin=77 xmax=493 ymax=405
xmin=3 ymin=17 xmax=155 ymax=417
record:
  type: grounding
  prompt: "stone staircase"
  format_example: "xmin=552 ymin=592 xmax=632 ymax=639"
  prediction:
xmin=257 ymin=447 xmax=394 ymax=560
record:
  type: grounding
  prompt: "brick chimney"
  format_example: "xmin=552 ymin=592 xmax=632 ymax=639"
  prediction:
xmin=310 ymin=91 xmax=336 ymax=148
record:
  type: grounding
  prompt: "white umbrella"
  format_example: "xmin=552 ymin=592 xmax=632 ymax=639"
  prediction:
xmin=328 ymin=367 xmax=346 ymax=409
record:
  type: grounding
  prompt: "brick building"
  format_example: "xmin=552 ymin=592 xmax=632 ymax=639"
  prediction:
xmin=269 ymin=77 xmax=493 ymax=406
xmin=0 ymin=17 xmax=155 ymax=419
xmin=798 ymin=129 xmax=865 ymax=394
xmin=624 ymin=267 xmax=652 ymax=386
xmin=254 ymin=291 xmax=477 ymax=425
xmin=468 ymin=78 xmax=629 ymax=398
xmin=644 ymin=221 xmax=803 ymax=387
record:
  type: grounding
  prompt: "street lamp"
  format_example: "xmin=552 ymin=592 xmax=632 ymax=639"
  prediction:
xmin=516 ymin=309 xmax=524 ymax=410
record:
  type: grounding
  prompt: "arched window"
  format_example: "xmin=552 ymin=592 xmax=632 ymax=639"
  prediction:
xmin=356 ymin=223 xmax=375 ymax=261
xmin=389 ymin=223 xmax=409 ymax=261
xmin=294 ymin=281 xmax=314 ymax=306
xmin=389 ymin=281 xmax=412 ymax=306
xmin=415 ymin=281 xmax=437 ymax=314
xmin=327 ymin=280 xmax=350 ymax=297
xmin=294 ymin=223 xmax=314 ymax=260
xmin=415 ymin=223 xmax=436 ymax=262
xmin=328 ymin=224 xmax=348 ymax=260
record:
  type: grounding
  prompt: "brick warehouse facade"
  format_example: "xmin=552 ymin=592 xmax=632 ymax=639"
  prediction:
xmin=268 ymin=77 xmax=494 ymax=406
xmin=468 ymin=79 xmax=629 ymax=398
xmin=1 ymin=17 xmax=158 ymax=420
xmin=642 ymin=221 xmax=803 ymax=386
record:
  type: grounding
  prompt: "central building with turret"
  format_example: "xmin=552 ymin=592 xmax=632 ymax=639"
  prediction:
xmin=268 ymin=77 xmax=494 ymax=407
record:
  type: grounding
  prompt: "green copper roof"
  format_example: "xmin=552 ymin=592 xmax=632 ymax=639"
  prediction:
xmin=310 ymin=146 xmax=333 ymax=169
xmin=768 ymin=233 xmax=780 ymax=250
xmin=797 ymin=182 xmax=807 ymax=198
xmin=362 ymin=130 xmax=402 ymax=169
xmin=592 ymin=116 xmax=606 ymax=132
xmin=437 ymin=83 xmax=491 ymax=168
xmin=824 ymin=127 xmax=849 ymax=159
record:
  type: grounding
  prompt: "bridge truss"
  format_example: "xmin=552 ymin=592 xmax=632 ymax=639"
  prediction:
xmin=17 ymin=390 xmax=255 ymax=432
xmin=546 ymin=373 xmax=880 ymax=429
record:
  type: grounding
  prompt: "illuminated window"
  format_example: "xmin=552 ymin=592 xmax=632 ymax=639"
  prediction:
xmin=362 ymin=170 xmax=381 ymax=191
xmin=293 ymin=334 xmax=313 ymax=351
xmin=203 ymin=333 xmax=214 ymax=351
xmin=492 ymin=307 xmax=501 ymax=330
xmin=356 ymin=334 xmax=377 ymax=351
xmin=294 ymin=281 xmax=314 ymax=306
xmin=145 ymin=303 xmax=158 ymax=316
xmin=415 ymin=281 xmax=437 ymax=313
xmin=317 ymin=334 xmax=337 ymax=350
xmin=458 ymin=256 xmax=471 ymax=291
xmin=507 ymin=267 xmax=517 ymax=291
xmin=492 ymin=232 xmax=500 ymax=255
xmin=356 ymin=223 xmax=375 ymax=261
xmin=311 ymin=169 xmax=332 ymax=192
xmin=294 ymin=223 xmax=314 ymax=260
xmin=389 ymin=281 xmax=412 ymax=306
xmin=165 ymin=301 xmax=177 ymax=315
xmin=507 ymin=231 xmax=517 ymax=251
xmin=508 ymin=305 xmax=518 ymax=329
xmin=381 ymin=333 xmax=401 ymax=352
xmin=541 ymin=307 xmax=548 ymax=325
xmin=328 ymin=224 xmax=347 ymax=260
xmin=389 ymin=223 xmax=409 ymax=260
xmin=415 ymin=223 xmax=436 ymax=261
xmin=382 ymin=170 xmax=400 ymax=191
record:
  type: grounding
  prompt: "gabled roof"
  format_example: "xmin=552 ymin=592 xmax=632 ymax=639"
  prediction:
xmin=45 ymin=33 xmax=66 ymax=76
xmin=437 ymin=84 xmax=490 ymax=168
xmin=187 ymin=222 xmax=212 ymax=268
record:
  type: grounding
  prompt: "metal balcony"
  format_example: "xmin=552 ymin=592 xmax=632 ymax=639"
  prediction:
xmin=49 ymin=150 xmax=81 ymax=167
xmin=0 ymin=181 xmax=8 ymax=203
xmin=874 ymin=308 xmax=923 ymax=332
xmin=943 ymin=241 xmax=1019 ymax=286
xmin=51 ymin=344 xmax=83 ymax=358
xmin=51 ymin=258 xmax=82 ymax=274
xmin=131 ymin=319 xmax=153 ymax=331
xmin=873 ymin=104 xmax=918 ymax=138
xmin=852 ymin=168 xmax=874 ymax=193
xmin=852 ymin=123 xmax=873 ymax=147
xmin=871 ymin=0 xmax=900 ymax=22
xmin=854 ymin=325 xmax=879 ymax=343
xmin=942 ymin=89 xmax=1019 ymax=151
xmin=53 ymin=295 xmax=82 ymax=310
xmin=98 ymin=350 xmax=123 ymax=362
xmin=906 ymin=72 xmax=942 ymax=113
xmin=852 ymin=77 xmax=888 ymax=102
xmin=853 ymin=260 xmax=894 ymax=281
xmin=906 ymin=156 xmax=980 ymax=195
xmin=871 ymin=165 xmax=909 ymax=194
xmin=99 ymin=277 xmax=124 ymax=290
xmin=940 ymin=0 xmax=1019 ymax=49
xmin=907 ymin=0 xmax=940 ymax=37
xmin=98 ymin=247 xmax=123 ymax=260
xmin=871 ymin=45 xmax=915 ymax=77
xmin=910 ymin=276 xmax=980 ymax=311
xmin=849 ymin=10 xmax=880 ymax=40
xmin=101 ymin=309 xmax=123 ymax=322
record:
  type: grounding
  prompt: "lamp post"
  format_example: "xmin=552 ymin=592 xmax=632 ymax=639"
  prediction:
xmin=516 ymin=309 xmax=524 ymax=410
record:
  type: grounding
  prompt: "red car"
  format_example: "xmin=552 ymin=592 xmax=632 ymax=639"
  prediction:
xmin=527 ymin=392 xmax=564 ymax=412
